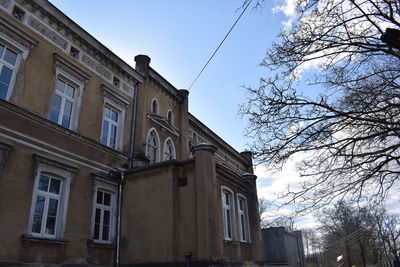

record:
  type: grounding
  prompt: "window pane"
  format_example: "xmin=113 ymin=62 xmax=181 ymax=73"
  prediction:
xmin=38 ymin=175 xmax=49 ymax=191
xmin=167 ymin=111 xmax=172 ymax=124
xmin=103 ymin=210 xmax=110 ymax=226
xmin=61 ymin=100 xmax=73 ymax=128
xmin=34 ymin=195 xmax=45 ymax=214
xmin=241 ymin=214 xmax=246 ymax=240
xmin=96 ymin=191 xmax=103 ymax=205
xmin=55 ymin=79 xmax=65 ymax=93
xmin=45 ymin=216 xmax=56 ymax=235
xmin=110 ymin=125 xmax=117 ymax=147
xmin=152 ymin=100 xmax=157 ymax=113
xmin=49 ymin=179 xmax=61 ymax=194
xmin=227 ymin=210 xmax=232 ymax=238
xmin=239 ymin=199 xmax=243 ymax=210
xmin=48 ymin=198 xmax=58 ymax=217
xmin=103 ymin=193 xmax=111 ymax=206
xmin=103 ymin=225 xmax=109 ymax=241
xmin=94 ymin=224 xmax=100 ymax=240
xmin=49 ymin=94 xmax=61 ymax=123
xmin=4 ymin=48 xmax=17 ymax=65
xmin=225 ymin=193 xmax=229 ymax=206
xmin=101 ymin=121 xmax=109 ymax=145
xmin=65 ymin=84 xmax=75 ymax=98
xmin=95 ymin=208 xmax=101 ymax=223
xmin=0 ymin=44 xmax=4 ymax=58
xmin=0 ymin=66 xmax=13 ymax=85
xmin=104 ymin=107 xmax=111 ymax=119
xmin=32 ymin=214 xmax=43 ymax=233
xmin=111 ymin=110 xmax=118 ymax=122
xmin=0 ymin=82 xmax=8 ymax=99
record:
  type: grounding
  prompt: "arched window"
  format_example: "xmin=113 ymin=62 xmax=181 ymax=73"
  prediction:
xmin=167 ymin=110 xmax=173 ymax=125
xmin=146 ymin=129 xmax=159 ymax=164
xmin=163 ymin=138 xmax=176 ymax=161
xmin=221 ymin=186 xmax=235 ymax=241
xmin=237 ymin=194 xmax=250 ymax=242
xmin=151 ymin=98 xmax=158 ymax=114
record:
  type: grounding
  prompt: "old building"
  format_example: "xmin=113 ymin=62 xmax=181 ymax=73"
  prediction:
xmin=0 ymin=0 xmax=262 ymax=266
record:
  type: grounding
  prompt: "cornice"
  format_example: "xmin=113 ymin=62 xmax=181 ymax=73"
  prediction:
xmin=19 ymin=0 xmax=143 ymax=84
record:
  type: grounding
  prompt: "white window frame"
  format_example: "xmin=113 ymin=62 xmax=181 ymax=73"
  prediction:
xmin=100 ymin=98 xmax=125 ymax=151
xmin=166 ymin=109 xmax=174 ymax=125
xmin=146 ymin=128 xmax=160 ymax=164
xmin=0 ymin=38 xmax=23 ymax=101
xmin=221 ymin=186 xmax=235 ymax=241
xmin=27 ymin=163 xmax=73 ymax=239
xmin=49 ymin=68 xmax=83 ymax=131
xmin=237 ymin=194 xmax=251 ymax=243
xmin=163 ymin=137 xmax=176 ymax=161
xmin=151 ymin=98 xmax=159 ymax=114
xmin=91 ymin=179 xmax=117 ymax=244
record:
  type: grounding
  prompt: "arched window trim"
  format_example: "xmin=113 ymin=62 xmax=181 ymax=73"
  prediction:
xmin=163 ymin=137 xmax=176 ymax=161
xmin=221 ymin=186 xmax=235 ymax=241
xmin=151 ymin=98 xmax=159 ymax=114
xmin=166 ymin=109 xmax=174 ymax=125
xmin=236 ymin=193 xmax=251 ymax=243
xmin=145 ymin=128 xmax=160 ymax=164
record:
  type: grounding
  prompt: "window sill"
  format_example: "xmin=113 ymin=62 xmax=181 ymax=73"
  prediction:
xmin=87 ymin=239 xmax=116 ymax=249
xmin=223 ymin=240 xmax=251 ymax=245
xmin=21 ymin=234 xmax=70 ymax=245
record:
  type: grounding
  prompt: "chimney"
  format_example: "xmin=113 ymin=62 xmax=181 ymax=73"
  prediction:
xmin=134 ymin=55 xmax=151 ymax=76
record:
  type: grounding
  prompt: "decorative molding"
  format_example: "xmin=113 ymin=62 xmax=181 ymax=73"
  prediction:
xmin=0 ymin=0 xmax=11 ymax=9
xmin=0 ymin=16 xmax=38 ymax=48
xmin=53 ymin=53 xmax=91 ymax=84
xmin=101 ymin=84 xmax=130 ymax=109
xmin=33 ymin=154 xmax=79 ymax=178
xmin=147 ymin=113 xmax=180 ymax=137
xmin=90 ymin=172 xmax=118 ymax=187
xmin=27 ymin=15 xmax=67 ymax=49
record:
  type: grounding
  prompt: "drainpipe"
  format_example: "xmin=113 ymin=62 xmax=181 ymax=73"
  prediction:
xmin=115 ymin=82 xmax=139 ymax=266
xmin=128 ymin=82 xmax=139 ymax=169
xmin=115 ymin=169 xmax=125 ymax=267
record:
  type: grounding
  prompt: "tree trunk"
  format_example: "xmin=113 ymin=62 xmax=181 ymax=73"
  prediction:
xmin=358 ymin=239 xmax=367 ymax=267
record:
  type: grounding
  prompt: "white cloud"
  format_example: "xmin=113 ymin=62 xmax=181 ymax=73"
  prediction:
xmin=272 ymin=0 xmax=297 ymax=30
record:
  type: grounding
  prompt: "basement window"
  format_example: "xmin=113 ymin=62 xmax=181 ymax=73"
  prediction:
xmin=12 ymin=6 xmax=25 ymax=21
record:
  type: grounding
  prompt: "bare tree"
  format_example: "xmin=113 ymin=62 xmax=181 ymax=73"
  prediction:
xmin=258 ymin=197 xmax=271 ymax=228
xmin=375 ymin=210 xmax=400 ymax=262
xmin=318 ymin=202 xmax=380 ymax=267
xmin=240 ymin=0 xmax=400 ymax=211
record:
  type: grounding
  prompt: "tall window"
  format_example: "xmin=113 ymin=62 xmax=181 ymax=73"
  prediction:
xmin=101 ymin=106 xmax=120 ymax=149
xmin=49 ymin=78 xmax=77 ymax=128
xmin=221 ymin=187 xmax=234 ymax=240
xmin=237 ymin=195 xmax=250 ymax=242
xmin=0 ymin=44 xmax=18 ymax=100
xmin=146 ymin=129 xmax=159 ymax=164
xmin=163 ymin=138 xmax=176 ymax=160
xmin=28 ymin=159 xmax=75 ymax=239
xmin=151 ymin=98 xmax=158 ymax=114
xmin=31 ymin=174 xmax=61 ymax=237
xmin=93 ymin=189 xmax=115 ymax=243
xmin=167 ymin=110 xmax=173 ymax=125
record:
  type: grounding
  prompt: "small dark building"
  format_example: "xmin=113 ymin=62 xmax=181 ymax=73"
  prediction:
xmin=262 ymin=227 xmax=306 ymax=267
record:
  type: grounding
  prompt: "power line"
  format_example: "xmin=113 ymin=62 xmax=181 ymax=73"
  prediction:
xmin=187 ymin=0 xmax=253 ymax=91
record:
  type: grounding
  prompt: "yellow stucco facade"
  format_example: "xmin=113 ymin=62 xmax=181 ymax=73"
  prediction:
xmin=0 ymin=0 xmax=262 ymax=266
